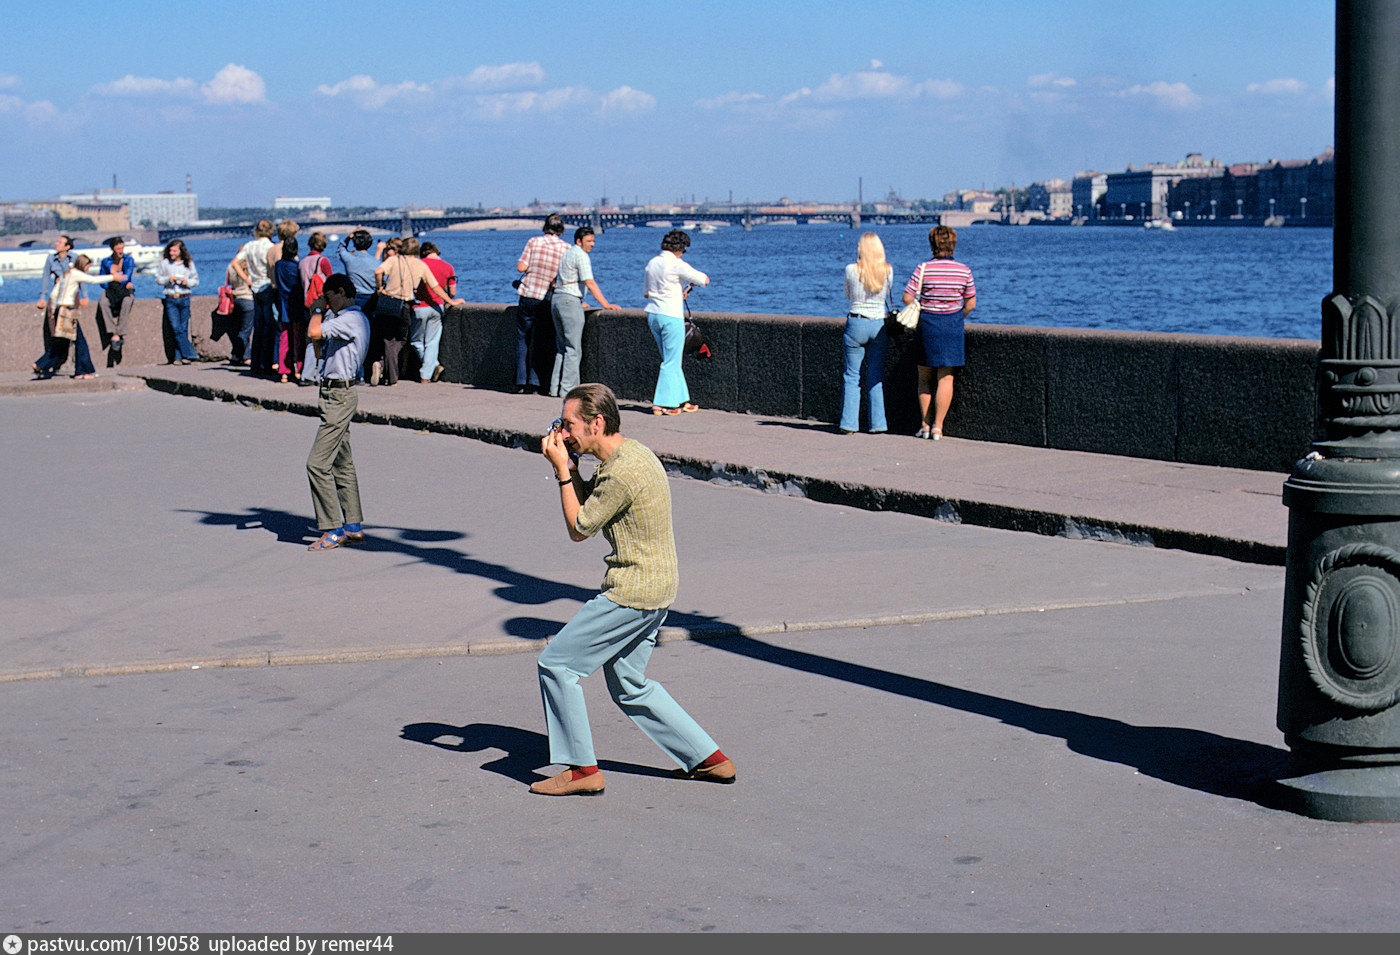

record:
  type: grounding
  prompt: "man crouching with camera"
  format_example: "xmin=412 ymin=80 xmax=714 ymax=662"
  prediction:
xmin=532 ymin=383 xmax=735 ymax=795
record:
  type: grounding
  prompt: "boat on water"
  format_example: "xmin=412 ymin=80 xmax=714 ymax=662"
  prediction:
xmin=1144 ymin=219 xmax=1176 ymax=231
xmin=0 ymin=243 xmax=163 ymax=280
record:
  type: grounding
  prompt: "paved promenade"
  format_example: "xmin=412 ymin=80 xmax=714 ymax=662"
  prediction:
xmin=3 ymin=366 xmax=1395 ymax=933
xmin=51 ymin=361 xmax=1291 ymax=564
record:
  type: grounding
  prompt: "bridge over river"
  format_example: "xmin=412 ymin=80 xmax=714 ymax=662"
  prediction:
xmin=157 ymin=208 xmax=1002 ymax=243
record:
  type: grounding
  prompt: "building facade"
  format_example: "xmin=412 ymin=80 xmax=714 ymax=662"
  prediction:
xmin=1027 ymin=178 xmax=1072 ymax=219
xmin=1103 ymin=155 xmax=1218 ymax=221
xmin=36 ymin=198 xmax=130 ymax=231
xmin=54 ymin=189 xmax=198 ymax=227
xmin=1166 ymin=149 xmax=1333 ymax=222
xmin=1071 ymin=173 xmax=1107 ymax=220
xmin=126 ymin=192 xmax=199 ymax=227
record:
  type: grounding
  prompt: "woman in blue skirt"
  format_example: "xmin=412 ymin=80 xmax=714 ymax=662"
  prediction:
xmin=901 ymin=226 xmax=977 ymax=439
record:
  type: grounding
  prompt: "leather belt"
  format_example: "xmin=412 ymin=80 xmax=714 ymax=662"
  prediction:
xmin=320 ymin=378 xmax=357 ymax=388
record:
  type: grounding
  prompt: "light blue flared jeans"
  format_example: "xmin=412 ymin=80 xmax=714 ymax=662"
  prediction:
xmin=841 ymin=315 xmax=889 ymax=432
xmin=647 ymin=309 xmax=689 ymax=408
xmin=550 ymin=293 xmax=585 ymax=397
xmin=537 ymin=594 xmax=718 ymax=770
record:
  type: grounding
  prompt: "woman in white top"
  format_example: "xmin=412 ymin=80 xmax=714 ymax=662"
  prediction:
xmin=642 ymin=229 xmax=709 ymax=414
xmin=154 ymin=239 xmax=200 ymax=364
xmin=839 ymin=232 xmax=894 ymax=434
xmin=33 ymin=255 xmax=122 ymax=379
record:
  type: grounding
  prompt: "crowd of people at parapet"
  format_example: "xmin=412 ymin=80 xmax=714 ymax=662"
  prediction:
xmin=30 ymin=220 xmax=466 ymax=388
xmin=32 ymin=214 xmax=977 ymax=439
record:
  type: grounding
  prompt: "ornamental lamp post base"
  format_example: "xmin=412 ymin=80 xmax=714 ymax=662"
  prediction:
xmin=1277 ymin=453 xmax=1400 ymax=822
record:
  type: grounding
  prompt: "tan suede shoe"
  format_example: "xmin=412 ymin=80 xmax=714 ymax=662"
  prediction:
xmin=529 ymin=769 xmax=606 ymax=796
xmin=672 ymin=759 xmax=737 ymax=784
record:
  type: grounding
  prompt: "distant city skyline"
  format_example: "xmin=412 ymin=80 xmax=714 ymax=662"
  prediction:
xmin=2 ymin=0 xmax=1335 ymax=209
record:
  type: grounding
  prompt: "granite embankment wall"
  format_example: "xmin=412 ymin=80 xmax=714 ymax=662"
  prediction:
xmin=0 ymin=298 xmax=1320 ymax=473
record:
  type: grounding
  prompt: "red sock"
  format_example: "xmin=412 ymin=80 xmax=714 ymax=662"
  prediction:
xmin=570 ymin=765 xmax=600 ymax=780
xmin=698 ymin=749 xmax=728 ymax=768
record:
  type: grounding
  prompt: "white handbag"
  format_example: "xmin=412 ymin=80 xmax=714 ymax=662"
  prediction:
xmin=894 ymin=264 xmax=923 ymax=329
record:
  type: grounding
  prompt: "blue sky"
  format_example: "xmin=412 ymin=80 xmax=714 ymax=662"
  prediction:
xmin=1 ymin=0 xmax=1335 ymax=208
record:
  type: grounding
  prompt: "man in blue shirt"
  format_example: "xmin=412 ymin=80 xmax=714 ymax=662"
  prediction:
xmin=306 ymin=274 xmax=371 ymax=551
xmin=98 ymin=236 xmax=136 ymax=360
xmin=337 ymin=228 xmax=379 ymax=309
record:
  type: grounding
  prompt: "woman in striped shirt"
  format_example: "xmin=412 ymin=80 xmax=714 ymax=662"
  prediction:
xmin=901 ymin=225 xmax=976 ymax=439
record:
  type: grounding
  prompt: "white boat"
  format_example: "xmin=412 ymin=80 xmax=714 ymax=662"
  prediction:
xmin=0 ymin=243 xmax=162 ymax=280
xmin=1144 ymin=219 xmax=1176 ymax=231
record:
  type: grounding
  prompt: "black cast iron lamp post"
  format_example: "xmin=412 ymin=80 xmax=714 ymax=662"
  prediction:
xmin=1276 ymin=0 xmax=1400 ymax=821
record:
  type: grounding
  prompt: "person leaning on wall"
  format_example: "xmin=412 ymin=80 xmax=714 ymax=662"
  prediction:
xmin=548 ymin=225 xmax=621 ymax=397
xmin=902 ymin=225 xmax=976 ymax=440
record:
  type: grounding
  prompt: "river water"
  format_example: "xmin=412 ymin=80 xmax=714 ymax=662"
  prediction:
xmin=1 ymin=222 xmax=1332 ymax=341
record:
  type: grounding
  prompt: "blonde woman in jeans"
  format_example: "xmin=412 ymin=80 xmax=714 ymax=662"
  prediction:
xmin=840 ymin=232 xmax=893 ymax=434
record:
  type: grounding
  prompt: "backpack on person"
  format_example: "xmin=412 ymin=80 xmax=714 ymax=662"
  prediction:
xmin=304 ymin=253 xmax=329 ymax=308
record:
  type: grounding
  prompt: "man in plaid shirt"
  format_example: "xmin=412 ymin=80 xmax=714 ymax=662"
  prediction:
xmin=513 ymin=213 xmax=568 ymax=394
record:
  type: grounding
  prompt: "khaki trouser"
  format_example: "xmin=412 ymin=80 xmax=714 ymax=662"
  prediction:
xmin=98 ymin=290 xmax=134 ymax=340
xmin=305 ymin=386 xmax=363 ymax=531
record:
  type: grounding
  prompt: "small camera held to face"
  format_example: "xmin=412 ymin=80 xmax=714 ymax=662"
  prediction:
xmin=550 ymin=417 xmax=564 ymax=434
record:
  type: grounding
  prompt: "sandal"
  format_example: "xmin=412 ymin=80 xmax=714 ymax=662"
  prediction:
xmin=930 ymin=427 xmax=943 ymax=441
xmin=680 ymin=403 xmax=700 ymax=413
xmin=915 ymin=426 xmax=931 ymax=439
xmin=308 ymin=531 xmax=346 ymax=551
xmin=652 ymin=406 xmax=680 ymax=415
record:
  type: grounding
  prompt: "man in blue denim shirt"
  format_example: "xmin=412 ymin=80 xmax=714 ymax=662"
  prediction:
xmin=337 ymin=228 xmax=379 ymax=309
xmin=98 ymin=237 xmax=137 ymax=359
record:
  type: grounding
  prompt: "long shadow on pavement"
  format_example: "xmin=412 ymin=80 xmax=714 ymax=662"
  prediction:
xmin=182 ymin=505 xmax=595 ymax=607
xmin=400 ymin=722 xmax=678 ymax=784
xmin=702 ymin=635 xmax=1293 ymax=808
xmin=185 ymin=506 xmax=1290 ymax=806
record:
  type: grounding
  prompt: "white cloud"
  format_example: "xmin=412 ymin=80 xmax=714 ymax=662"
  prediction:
xmin=915 ymin=79 xmax=965 ymax=100
xmin=467 ymin=86 xmax=594 ymax=119
xmin=315 ymin=74 xmax=430 ymax=109
xmin=0 ymin=93 xmax=63 ymax=127
xmin=91 ymin=64 xmax=265 ymax=105
xmin=1028 ymin=72 xmax=1076 ymax=90
xmin=779 ymin=65 xmax=964 ymax=106
xmin=600 ymin=85 xmax=655 ymax=113
xmin=201 ymin=64 xmax=267 ymax=105
xmin=455 ymin=62 xmax=546 ymax=91
xmin=1246 ymin=78 xmax=1307 ymax=96
xmin=0 ymin=73 xmax=21 ymax=90
xmin=92 ymin=74 xmax=198 ymax=97
xmin=532 ymin=87 xmax=592 ymax=112
xmin=315 ymin=75 xmax=377 ymax=96
xmin=810 ymin=68 xmax=910 ymax=101
xmin=1119 ymin=80 xmax=1201 ymax=111
xmin=314 ymin=65 xmax=634 ymax=118
xmin=696 ymin=91 xmax=765 ymax=110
